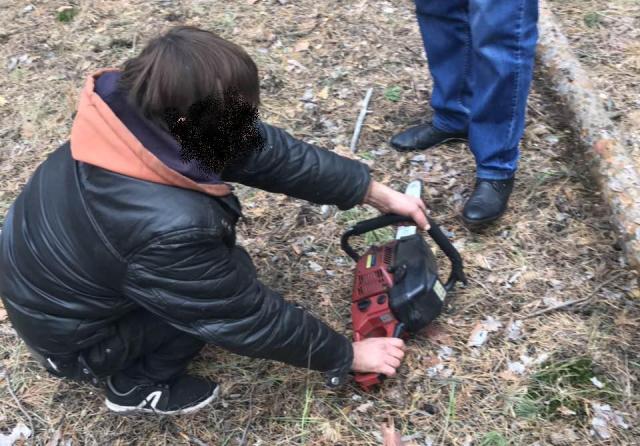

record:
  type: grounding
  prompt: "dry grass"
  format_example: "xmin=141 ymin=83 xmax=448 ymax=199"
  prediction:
xmin=1 ymin=0 xmax=639 ymax=445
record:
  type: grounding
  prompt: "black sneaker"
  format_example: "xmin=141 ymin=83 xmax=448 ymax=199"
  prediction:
xmin=390 ymin=122 xmax=467 ymax=152
xmin=105 ymin=375 xmax=219 ymax=415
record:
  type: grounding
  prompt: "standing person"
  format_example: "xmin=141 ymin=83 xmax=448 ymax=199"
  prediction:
xmin=391 ymin=1 xmax=539 ymax=226
xmin=0 ymin=26 xmax=427 ymax=416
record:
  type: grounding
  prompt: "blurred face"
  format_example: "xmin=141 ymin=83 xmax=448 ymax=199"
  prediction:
xmin=164 ymin=89 xmax=265 ymax=174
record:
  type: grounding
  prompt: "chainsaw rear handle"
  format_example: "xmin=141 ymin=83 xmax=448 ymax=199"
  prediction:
xmin=340 ymin=214 xmax=467 ymax=291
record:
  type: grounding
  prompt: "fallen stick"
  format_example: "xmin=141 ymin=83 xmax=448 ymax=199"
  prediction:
xmin=238 ymin=389 xmax=254 ymax=446
xmin=523 ymin=273 xmax=623 ymax=319
xmin=537 ymin=1 xmax=640 ymax=271
xmin=4 ymin=371 xmax=35 ymax=446
xmin=131 ymin=32 xmax=138 ymax=54
xmin=350 ymin=87 xmax=373 ymax=153
xmin=523 ymin=297 xmax=590 ymax=319
xmin=169 ymin=421 xmax=209 ymax=446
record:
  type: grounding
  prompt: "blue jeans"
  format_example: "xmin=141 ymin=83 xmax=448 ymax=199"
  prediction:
xmin=415 ymin=0 xmax=539 ymax=180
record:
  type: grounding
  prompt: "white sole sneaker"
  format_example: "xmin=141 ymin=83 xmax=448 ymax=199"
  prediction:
xmin=105 ymin=385 xmax=219 ymax=416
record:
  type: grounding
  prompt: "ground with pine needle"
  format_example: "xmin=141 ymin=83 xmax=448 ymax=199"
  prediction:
xmin=0 ymin=1 xmax=638 ymax=445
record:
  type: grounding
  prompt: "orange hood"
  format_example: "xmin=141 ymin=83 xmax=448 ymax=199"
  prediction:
xmin=70 ymin=69 xmax=232 ymax=197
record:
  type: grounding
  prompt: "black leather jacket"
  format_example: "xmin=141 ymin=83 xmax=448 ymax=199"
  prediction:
xmin=0 ymin=123 xmax=371 ymax=385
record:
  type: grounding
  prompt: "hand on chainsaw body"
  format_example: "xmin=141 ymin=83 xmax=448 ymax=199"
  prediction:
xmin=352 ymin=337 xmax=406 ymax=377
xmin=364 ymin=181 xmax=430 ymax=231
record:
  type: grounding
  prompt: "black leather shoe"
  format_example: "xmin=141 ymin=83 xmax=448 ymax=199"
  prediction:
xmin=390 ymin=123 xmax=467 ymax=152
xmin=462 ymin=178 xmax=514 ymax=227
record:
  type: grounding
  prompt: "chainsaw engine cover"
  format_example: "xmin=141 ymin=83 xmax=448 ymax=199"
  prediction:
xmin=389 ymin=234 xmax=447 ymax=333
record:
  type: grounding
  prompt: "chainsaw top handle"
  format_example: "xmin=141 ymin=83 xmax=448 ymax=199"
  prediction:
xmin=340 ymin=214 xmax=467 ymax=291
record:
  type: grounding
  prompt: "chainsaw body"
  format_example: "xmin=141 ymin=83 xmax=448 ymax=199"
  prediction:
xmin=342 ymin=214 xmax=466 ymax=391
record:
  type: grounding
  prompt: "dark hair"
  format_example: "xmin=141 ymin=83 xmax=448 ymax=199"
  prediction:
xmin=119 ymin=26 xmax=264 ymax=173
xmin=120 ymin=26 xmax=260 ymax=122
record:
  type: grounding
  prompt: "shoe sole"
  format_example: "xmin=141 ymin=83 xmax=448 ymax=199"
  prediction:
xmin=391 ymin=136 xmax=468 ymax=152
xmin=105 ymin=385 xmax=220 ymax=416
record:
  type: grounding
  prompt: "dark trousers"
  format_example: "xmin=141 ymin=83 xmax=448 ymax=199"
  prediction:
xmin=42 ymin=310 xmax=204 ymax=386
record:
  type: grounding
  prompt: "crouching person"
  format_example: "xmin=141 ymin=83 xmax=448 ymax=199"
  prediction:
xmin=0 ymin=27 xmax=428 ymax=415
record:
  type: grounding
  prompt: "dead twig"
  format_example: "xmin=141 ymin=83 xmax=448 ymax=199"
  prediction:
xmin=350 ymin=87 xmax=373 ymax=153
xmin=186 ymin=434 xmax=209 ymax=446
xmin=4 ymin=370 xmax=36 ymax=446
xmin=131 ymin=32 xmax=138 ymax=54
xmin=170 ymin=422 xmax=210 ymax=446
xmin=523 ymin=273 xmax=624 ymax=319
xmin=239 ymin=380 xmax=258 ymax=446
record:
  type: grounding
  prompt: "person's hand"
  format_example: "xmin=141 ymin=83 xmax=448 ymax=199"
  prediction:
xmin=351 ymin=337 xmax=406 ymax=376
xmin=363 ymin=181 xmax=429 ymax=230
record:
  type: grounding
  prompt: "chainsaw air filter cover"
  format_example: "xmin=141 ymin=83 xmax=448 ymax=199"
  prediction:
xmin=389 ymin=234 xmax=447 ymax=333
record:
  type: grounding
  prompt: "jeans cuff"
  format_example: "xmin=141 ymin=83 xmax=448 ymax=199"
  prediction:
xmin=432 ymin=115 xmax=467 ymax=134
xmin=476 ymin=167 xmax=516 ymax=181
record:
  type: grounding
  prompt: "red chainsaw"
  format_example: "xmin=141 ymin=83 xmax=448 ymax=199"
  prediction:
xmin=341 ymin=180 xmax=467 ymax=391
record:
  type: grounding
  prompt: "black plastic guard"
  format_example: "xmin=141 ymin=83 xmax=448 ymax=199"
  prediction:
xmin=388 ymin=234 xmax=446 ymax=333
